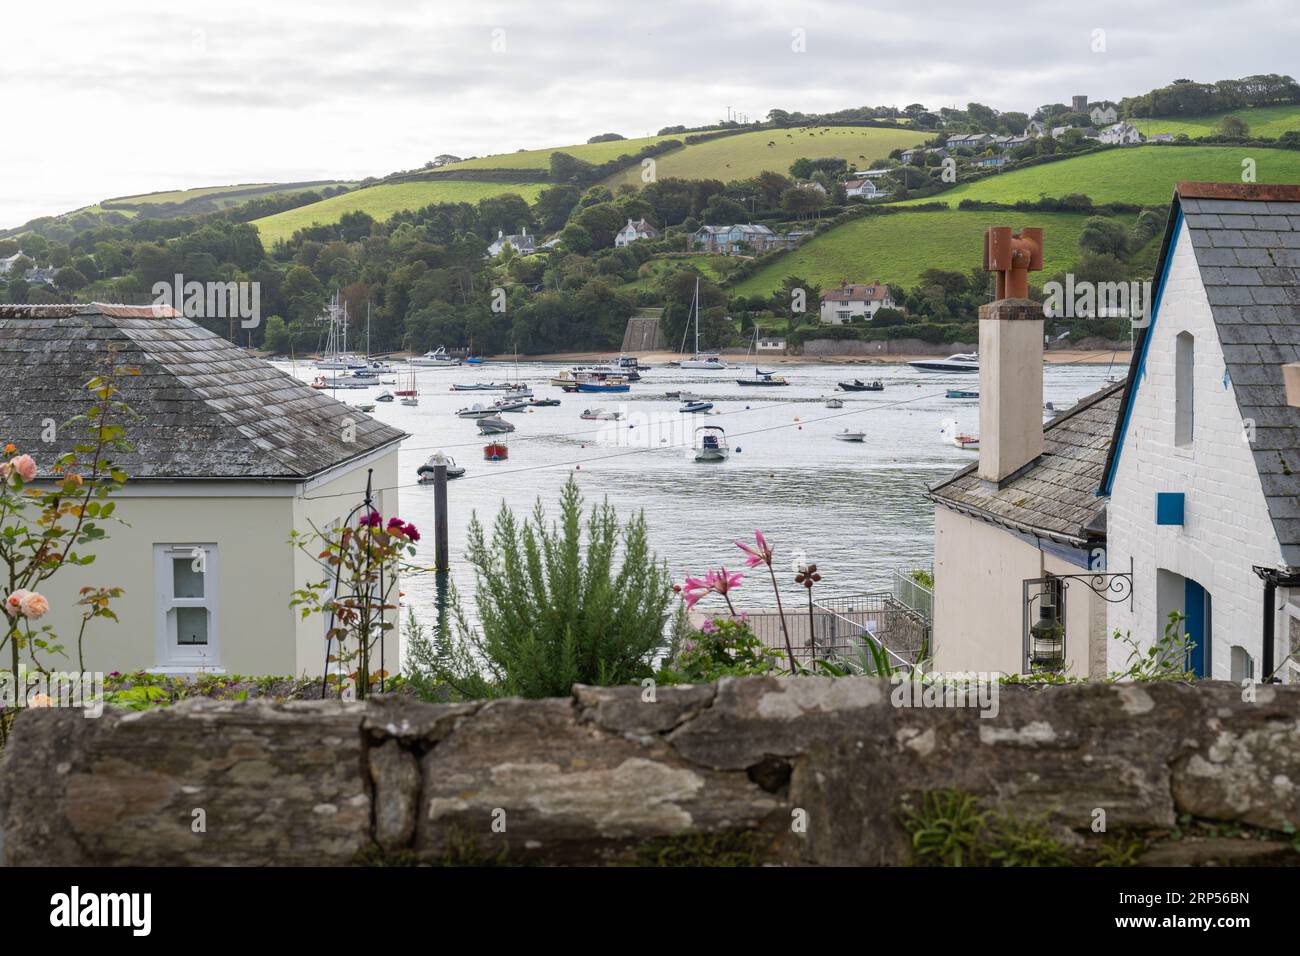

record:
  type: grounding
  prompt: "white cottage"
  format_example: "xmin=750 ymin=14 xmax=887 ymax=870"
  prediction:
xmin=1101 ymin=182 xmax=1300 ymax=683
xmin=819 ymin=282 xmax=893 ymax=324
xmin=0 ymin=303 xmax=406 ymax=677
xmin=1098 ymin=122 xmax=1144 ymax=145
xmin=614 ymin=218 xmax=658 ymax=248
xmin=1089 ymin=104 xmax=1119 ymax=126
xmin=487 ymin=228 xmax=535 ymax=257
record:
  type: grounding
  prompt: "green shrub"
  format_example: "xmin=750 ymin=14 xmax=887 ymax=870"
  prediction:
xmin=409 ymin=476 xmax=673 ymax=699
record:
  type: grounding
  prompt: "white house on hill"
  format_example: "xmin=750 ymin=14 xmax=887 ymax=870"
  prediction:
xmin=1090 ymin=104 xmax=1119 ymax=126
xmin=1098 ymin=122 xmax=1144 ymax=145
xmin=819 ymin=282 xmax=894 ymax=324
xmin=1101 ymin=182 xmax=1300 ymax=683
xmin=0 ymin=303 xmax=406 ymax=677
xmin=487 ymin=228 xmax=535 ymax=257
xmin=614 ymin=218 xmax=658 ymax=247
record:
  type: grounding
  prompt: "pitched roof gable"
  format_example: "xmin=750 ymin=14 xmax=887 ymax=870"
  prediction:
xmin=0 ymin=303 xmax=406 ymax=481
xmin=1099 ymin=181 xmax=1300 ymax=563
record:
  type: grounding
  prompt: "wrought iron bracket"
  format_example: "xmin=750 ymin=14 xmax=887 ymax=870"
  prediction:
xmin=1045 ymin=556 xmax=1134 ymax=610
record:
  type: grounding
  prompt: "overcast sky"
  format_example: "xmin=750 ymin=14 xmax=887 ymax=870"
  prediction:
xmin=2 ymin=0 xmax=1296 ymax=227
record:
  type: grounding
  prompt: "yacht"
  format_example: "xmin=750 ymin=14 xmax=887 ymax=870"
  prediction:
xmin=908 ymin=353 xmax=979 ymax=373
xmin=410 ymin=347 xmax=462 ymax=368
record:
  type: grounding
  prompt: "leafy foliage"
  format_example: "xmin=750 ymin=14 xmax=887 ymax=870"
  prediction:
xmin=413 ymin=477 xmax=672 ymax=699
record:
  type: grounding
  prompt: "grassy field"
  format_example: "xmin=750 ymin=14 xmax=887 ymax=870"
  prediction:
xmin=605 ymin=126 xmax=924 ymax=187
xmin=106 ymin=181 xmax=355 ymax=208
xmin=438 ymin=133 xmax=695 ymax=172
xmin=251 ymin=180 xmax=545 ymax=246
xmin=894 ymin=146 xmax=1300 ymax=208
xmin=1135 ymin=104 xmax=1300 ymax=140
xmin=731 ymin=209 xmax=1114 ymax=295
xmin=620 ymin=254 xmax=741 ymax=291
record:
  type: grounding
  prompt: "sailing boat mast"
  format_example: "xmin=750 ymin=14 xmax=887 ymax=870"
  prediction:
xmin=693 ymin=277 xmax=700 ymax=356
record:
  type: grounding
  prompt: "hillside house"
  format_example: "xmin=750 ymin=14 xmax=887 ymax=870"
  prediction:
xmin=0 ymin=253 xmax=24 ymax=276
xmin=614 ymin=218 xmax=658 ymax=247
xmin=0 ymin=303 xmax=406 ymax=677
xmin=1090 ymin=104 xmax=1119 ymax=126
xmin=946 ymin=133 xmax=994 ymax=150
xmin=1098 ymin=122 xmax=1144 ymax=145
xmin=756 ymin=336 xmax=787 ymax=354
xmin=1101 ymin=182 xmax=1300 ymax=683
xmin=819 ymin=281 xmax=894 ymax=324
xmin=691 ymin=223 xmax=777 ymax=255
xmin=24 ymin=266 xmax=56 ymax=286
xmin=1149 ymin=133 xmax=1176 ymax=144
xmin=844 ymin=177 xmax=884 ymax=198
xmin=973 ymin=155 xmax=1009 ymax=169
xmin=487 ymin=228 xmax=535 ymax=257
xmin=796 ymin=181 xmax=827 ymax=195
xmin=900 ymin=147 xmax=947 ymax=164
xmin=1027 ymin=119 xmax=1048 ymax=138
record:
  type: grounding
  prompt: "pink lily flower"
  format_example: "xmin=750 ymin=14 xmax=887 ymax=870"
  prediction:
xmin=681 ymin=575 xmax=710 ymax=609
xmin=736 ymin=530 xmax=773 ymax=567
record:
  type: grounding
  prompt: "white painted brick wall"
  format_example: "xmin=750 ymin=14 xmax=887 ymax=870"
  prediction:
xmin=1108 ymin=218 xmax=1285 ymax=677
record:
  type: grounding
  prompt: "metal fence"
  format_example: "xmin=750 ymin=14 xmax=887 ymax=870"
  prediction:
xmin=890 ymin=570 xmax=933 ymax=623
xmin=743 ymin=592 xmax=928 ymax=671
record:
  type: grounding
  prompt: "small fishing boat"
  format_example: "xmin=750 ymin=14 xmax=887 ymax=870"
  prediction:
xmin=400 ymin=395 xmax=419 ymax=407
xmin=680 ymin=400 xmax=714 ymax=414
xmin=380 ymin=378 xmax=397 ymax=385
xmin=416 ymin=455 xmax=466 ymax=481
xmin=484 ymin=441 xmax=509 ymax=461
xmin=941 ymin=420 xmax=979 ymax=450
xmin=456 ymin=403 xmax=498 ymax=419
xmin=410 ymin=346 xmax=462 ymax=368
xmin=834 ymin=429 xmax=867 ymax=442
xmin=376 ymin=391 xmax=395 ymax=402
xmin=825 ymin=397 xmax=844 ymax=409
xmin=664 ymin=390 xmax=701 ymax=400
xmin=492 ymin=398 xmax=529 ymax=413
xmin=693 ymin=426 xmax=729 ymax=462
xmin=528 ymin=398 xmax=561 ymax=407
xmin=395 ymin=366 xmax=418 ymax=398
xmin=477 ymin=415 xmax=515 ymax=434
xmin=946 ymin=389 xmax=979 ymax=399
xmin=909 ymin=353 xmax=979 ymax=373
xmin=838 ymin=379 xmax=884 ymax=392
xmin=580 ymin=408 xmax=623 ymax=421
xmin=576 ymin=376 xmax=630 ymax=393
xmin=310 ymin=374 xmax=369 ymax=390
xmin=736 ymin=369 xmax=788 ymax=387
xmin=451 ymin=382 xmax=509 ymax=391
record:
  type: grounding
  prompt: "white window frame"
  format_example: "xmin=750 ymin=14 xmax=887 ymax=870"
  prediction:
xmin=152 ymin=543 xmax=221 ymax=674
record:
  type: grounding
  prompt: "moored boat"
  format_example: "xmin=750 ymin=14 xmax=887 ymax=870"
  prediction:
xmin=484 ymin=441 xmax=509 ymax=461
xmin=416 ymin=454 xmax=466 ymax=481
xmin=825 ymin=397 xmax=844 ymax=409
xmin=736 ymin=369 xmax=788 ymax=386
xmin=477 ymin=415 xmax=515 ymax=434
xmin=410 ymin=346 xmax=462 ymax=367
xmin=680 ymin=400 xmax=714 ymax=414
xmin=909 ymin=352 xmax=979 ymax=373
xmin=456 ymin=403 xmax=498 ymax=419
xmin=580 ymin=408 xmax=623 ymax=421
xmin=834 ymin=429 xmax=867 ymax=442
xmin=946 ymin=389 xmax=979 ymax=399
xmin=838 ymin=379 xmax=884 ymax=392
xmin=693 ymin=426 xmax=729 ymax=462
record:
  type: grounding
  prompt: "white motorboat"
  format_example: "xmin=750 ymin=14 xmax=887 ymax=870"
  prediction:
xmin=825 ymin=397 xmax=844 ymax=409
xmin=694 ymin=426 xmax=729 ymax=462
xmin=940 ymin=419 xmax=980 ymax=450
xmin=355 ymin=402 xmax=376 ymax=412
xmin=400 ymin=396 xmax=419 ymax=407
xmin=834 ymin=429 xmax=867 ymax=442
xmin=664 ymin=390 xmax=701 ymax=401
xmin=477 ymin=415 xmax=515 ymax=434
xmin=908 ymin=352 xmax=979 ymax=373
xmin=376 ymin=391 xmax=395 ymax=402
xmin=310 ymin=374 xmax=370 ymax=390
xmin=580 ymin=408 xmax=623 ymax=421
xmin=416 ymin=455 xmax=466 ymax=481
xmin=457 ymin=403 xmax=498 ymax=419
xmin=680 ymin=400 xmax=714 ymax=414
xmin=492 ymin=398 xmax=529 ymax=413
xmin=410 ymin=346 xmax=462 ymax=367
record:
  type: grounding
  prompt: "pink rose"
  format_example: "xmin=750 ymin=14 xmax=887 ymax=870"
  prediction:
xmin=3 ymin=589 xmax=31 ymax=617
xmin=7 ymin=454 xmax=36 ymax=483
xmin=19 ymin=591 xmax=49 ymax=620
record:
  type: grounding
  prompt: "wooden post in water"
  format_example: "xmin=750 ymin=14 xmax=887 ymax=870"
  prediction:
xmin=432 ymin=453 xmax=450 ymax=571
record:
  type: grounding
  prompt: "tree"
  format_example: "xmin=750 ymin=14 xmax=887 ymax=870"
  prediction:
xmin=1079 ymin=216 xmax=1130 ymax=258
xmin=754 ymin=170 xmax=794 ymax=207
xmin=780 ymin=186 xmax=826 ymax=219
xmin=533 ymin=185 xmax=581 ymax=232
xmin=53 ymin=267 xmax=87 ymax=292
xmin=586 ymin=132 xmax=625 ymax=143
xmin=428 ymin=154 xmax=463 ymax=167
xmin=1216 ymin=115 xmax=1250 ymax=138
xmin=549 ymin=151 xmax=596 ymax=184
xmin=262 ymin=314 xmax=291 ymax=353
xmin=559 ymin=223 xmax=593 ymax=254
xmin=702 ymin=195 xmax=748 ymax=225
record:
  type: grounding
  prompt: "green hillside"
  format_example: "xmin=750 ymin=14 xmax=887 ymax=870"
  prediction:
xmin=1135 ymin=104 xmax=1300 ymax=139
xmin=251 ymin=180 xmax=545 ymax=246
xmin=439 ymin=133 xmax=693 ymax=172
xmin=731 ymin=209 xmax=1114 ymax=295
xmin=605 ymin=126 xmax=923 ymax=187
xmin=894 ymin=146 xmax=1300 ymax=207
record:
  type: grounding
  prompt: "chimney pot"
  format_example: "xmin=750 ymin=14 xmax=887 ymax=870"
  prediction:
xmin=1283 ymin=362 xmax=1300 ymax=407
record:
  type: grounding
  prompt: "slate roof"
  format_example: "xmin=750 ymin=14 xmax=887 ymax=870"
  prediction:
xmin=0 ymin=303 xmax=405 ymax=481
xmin=928 ymin=381 xmax=1125 ymax=546
xmin=1101 ymin=182 xmax=1300 ymax=565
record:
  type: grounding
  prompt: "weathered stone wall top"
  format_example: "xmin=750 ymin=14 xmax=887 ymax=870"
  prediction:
xmin=2 ymin=678 xmax=1300 ymax=866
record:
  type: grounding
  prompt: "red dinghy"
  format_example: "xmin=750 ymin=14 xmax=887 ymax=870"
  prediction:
xmin=484 ymin=441 xmax=509 ymax=461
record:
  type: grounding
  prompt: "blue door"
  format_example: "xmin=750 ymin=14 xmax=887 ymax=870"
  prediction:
xmin=1184 ymin=579 xmax=1210 ymax=677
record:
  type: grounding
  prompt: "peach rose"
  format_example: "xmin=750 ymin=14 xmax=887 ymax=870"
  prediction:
xmin=9 ymin=454 xmax=37 ymax=482
xmin=28 ymin=693 xmax=53 ymax=708
xmin=3 ymin=590 xmax=29 ymax=617
xmin=19 ymin=591 xmax=49 ymax=620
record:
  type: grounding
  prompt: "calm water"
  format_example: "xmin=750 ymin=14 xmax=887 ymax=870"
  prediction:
xmin=281 ymin=359 xmax=1118 ymax=628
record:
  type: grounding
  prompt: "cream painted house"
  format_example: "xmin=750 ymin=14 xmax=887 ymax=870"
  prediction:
xmin=0 ymin=303 xmax=406 ymax=678
xmin=1100 ymin=182 xmax=1300 ymax=683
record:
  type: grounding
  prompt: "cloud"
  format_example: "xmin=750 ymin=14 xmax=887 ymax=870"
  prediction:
xmin=2 ymin=0 xmax=1297 ymax=226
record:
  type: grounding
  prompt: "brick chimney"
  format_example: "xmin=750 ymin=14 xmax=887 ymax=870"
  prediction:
xmin=979 ymin=226 xmax=1044 ymax=483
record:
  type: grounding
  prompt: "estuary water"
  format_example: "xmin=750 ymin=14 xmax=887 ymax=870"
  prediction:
xmin=281 ymin=359 xmax=1119 ymax=629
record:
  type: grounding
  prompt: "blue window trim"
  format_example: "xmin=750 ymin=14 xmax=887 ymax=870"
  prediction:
xmin=1100 ymin=206 xmax=1185 ymax=496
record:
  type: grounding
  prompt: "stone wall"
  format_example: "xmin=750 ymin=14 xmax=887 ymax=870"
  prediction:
xmin=3 ymin=677 xmax=1300 ymax=866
